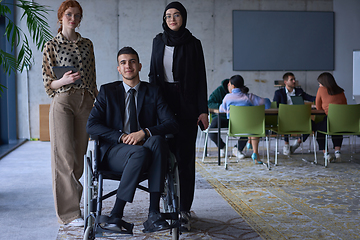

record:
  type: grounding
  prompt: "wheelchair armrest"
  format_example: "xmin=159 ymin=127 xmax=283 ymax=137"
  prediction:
xmin=89 ymin=135 xmax=99 ymax=141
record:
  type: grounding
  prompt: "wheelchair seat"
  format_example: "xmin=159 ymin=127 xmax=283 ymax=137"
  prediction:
xmin=83 ymin=135 xmax=181 ymax=240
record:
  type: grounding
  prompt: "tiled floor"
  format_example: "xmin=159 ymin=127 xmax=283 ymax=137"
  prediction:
xmin=0 ymin=139 xmax=26 ymax=159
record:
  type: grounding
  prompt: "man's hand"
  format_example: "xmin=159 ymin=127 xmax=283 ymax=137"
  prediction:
xmin=198 ymin=113 xmax=209 ymax=130
xmin=122 ymin=130 xmax=146 ymax=145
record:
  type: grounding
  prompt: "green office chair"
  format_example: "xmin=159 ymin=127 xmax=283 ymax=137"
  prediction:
xmin=224 ymin=105 xmax=270 ymax=170
xmin=265 ymin=101 xmax=278 ymax=131
xmin=265 ymin=102 xmax=278 ymax=157
xmin=316 ymin=104 xmax=360 ymax=167
xmin=270 ymin=101 xmax=277 ymax=109
xmin=272 ymin=104 xmax=316 ymax=165
xmin=199 ymin=113 xmax=228 ymax=162
xmin=307 ymin=114 xmax=325 ymax=153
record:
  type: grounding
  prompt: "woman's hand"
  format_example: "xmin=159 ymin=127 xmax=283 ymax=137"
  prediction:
xmin=50 ymin=71 xmax=81 ymax=89
xmin=62 ymin=71 xmax=81 ymax=85
xmin=198 ymin=113 xmax=209 ymax=130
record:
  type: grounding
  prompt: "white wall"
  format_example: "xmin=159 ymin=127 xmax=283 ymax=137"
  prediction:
xmin=333 ymin=0 xmax=360 ymax=103
xmin=16 ymin=0 xmax=344 ymax=139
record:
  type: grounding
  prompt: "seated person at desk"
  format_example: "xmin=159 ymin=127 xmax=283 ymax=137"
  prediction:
xmin=86 ymin=47 xmax=179 ymax=232
xmin=219 ymin=75 xmax=271 ymax=164
xmin=273 ymin=72 xmax=316 ymax=155
xmin=313 ymin=72 xmax=347 ymax=162
xmin=208 ymin=78 xmax=250 ymax=159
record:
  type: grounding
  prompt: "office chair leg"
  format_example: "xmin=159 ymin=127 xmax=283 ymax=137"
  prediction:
xmin=202 ymin=131 xmax=209 ymax=162
xmin=324 ymin=135 xmax=328 ymax=168
xmin=225 ymin=136 xmax=229 ymax=170
xmin=274 ymin=135 xmax=278 ymax=166
xmin=266 ymin=137 xmax=270 ymax=170
xmin=313 ymin=134 xmax=317 ymax=165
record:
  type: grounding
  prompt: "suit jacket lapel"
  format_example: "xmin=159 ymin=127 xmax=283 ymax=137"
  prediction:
xmin=117 ymin=83 xmax=126 ymax=128
xmin=281 ymin=88 xmax=286 ymax=102
xmin=137 ymin=82 xmax=146 ymax=118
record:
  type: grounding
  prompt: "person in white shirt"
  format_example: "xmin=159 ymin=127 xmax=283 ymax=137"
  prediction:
xmin=273 ymin=72 xmax=315 ymax=155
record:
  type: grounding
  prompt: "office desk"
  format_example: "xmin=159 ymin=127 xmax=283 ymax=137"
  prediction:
xmin=208 ymin=108 xmax=325 ymax=166
xmin=265 ymin=108 xmax=325 ymax=115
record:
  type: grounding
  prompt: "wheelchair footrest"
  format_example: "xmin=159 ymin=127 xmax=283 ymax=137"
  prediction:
xmin=161 ymin=212 xmax=179 ymax=221
xmin=95 ymin=215 xmax=134 ymax=235
xmin=162 ymin=213 xmax=180 ymax=230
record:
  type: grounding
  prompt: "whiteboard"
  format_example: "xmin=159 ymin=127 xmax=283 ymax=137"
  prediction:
xmin=353 ymin=50 xmax=360 ymax=96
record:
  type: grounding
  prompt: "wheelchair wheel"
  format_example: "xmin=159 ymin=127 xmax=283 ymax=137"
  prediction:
xmin=161 ymin=152 xmax=180 ymax=240
xmin=84 ymin=150 xmax=93 ymax=223
xmin=84 ymin=150 xmax=96 ymax=239
xmin=83 ymin=226 xmax=95 ymax=240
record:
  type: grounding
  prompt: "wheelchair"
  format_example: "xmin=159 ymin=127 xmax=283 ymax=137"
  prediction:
xmin=83 ymin=136 xmax=181 ymax=240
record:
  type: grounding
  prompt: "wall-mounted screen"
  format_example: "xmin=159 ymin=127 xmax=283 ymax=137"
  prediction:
xmin=233 ymin=10 xmax=334 ymax=71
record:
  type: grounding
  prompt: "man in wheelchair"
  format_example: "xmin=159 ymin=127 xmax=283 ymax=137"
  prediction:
xmin=86 ymin=46 xmax=179 ymax=233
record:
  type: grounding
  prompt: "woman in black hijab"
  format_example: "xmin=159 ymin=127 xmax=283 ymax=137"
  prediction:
xmin=149 ymin=1 xmax=208 ymax=232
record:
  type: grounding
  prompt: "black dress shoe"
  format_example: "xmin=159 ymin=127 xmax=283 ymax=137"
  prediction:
xmin=142 ymin=211 xmax=171 ymax=233
xmin=97 ymin=214 xmax=133 ymax=234
xmin=107 ymin=213 xmax=123 ymax=223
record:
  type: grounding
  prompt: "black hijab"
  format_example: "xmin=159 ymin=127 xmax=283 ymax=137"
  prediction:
xmin=158 ymin=1 xmax=206 ymax=109
xmin=162 ymin=1 xmax=193 ymax=46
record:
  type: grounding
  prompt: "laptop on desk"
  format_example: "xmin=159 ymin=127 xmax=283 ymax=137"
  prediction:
xmin=291 ymin=96 xmax=304 ymax=105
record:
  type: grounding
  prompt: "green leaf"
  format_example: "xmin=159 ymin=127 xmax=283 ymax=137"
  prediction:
xmin=11 ymin=24 xmax=18 ymax=49
xmin=17 ymin=36 xmax=33 ymax=72
xmin=0 ymin=4 xmax=11 ymax=16
xmin=0 ymin=0 xmax=53 ymax=78
xmin=0 ymin=84 xmax=6 ymax=92
xmin=17 ymin=0 xmax=53 ymax=51
xmin=0 ymin=49 xmax=18 ymax=73
xmin=0 ymin=84 xmax=7 ymax=97
xmin=5 ymin=21 xmax=13 ymax=42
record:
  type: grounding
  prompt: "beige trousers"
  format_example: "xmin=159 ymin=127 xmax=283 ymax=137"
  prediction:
xmin=49 ymin=89 xmax=93 ymax=224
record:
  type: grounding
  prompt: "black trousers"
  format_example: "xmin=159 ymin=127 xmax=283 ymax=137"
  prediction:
xmin=162 ymin=82 xmax=198 ymax=212
xmin=105 ymin=136 xmax=167 ymax=203
xmin=314 ymin=116 xmax=343 ymax=150
xmin=169 ymin=118 xmax=198 ymax=212
xmin=209 ymin=116 xmax=247 ymax=151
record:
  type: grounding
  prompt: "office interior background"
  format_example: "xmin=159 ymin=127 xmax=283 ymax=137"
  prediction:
xmin=1 ymin=0 xmax=360 ymax=144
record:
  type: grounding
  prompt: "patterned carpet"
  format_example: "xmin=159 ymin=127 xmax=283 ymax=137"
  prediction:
xmin=57 ymin=173 xmax=261 ymax=240
xmin=196 ymin=143 xmax=360 ymax=240
xmin=57 ymin=149 xmax=262 ymax=239
xmin=57 ymin=139 xmax=360 ymax=239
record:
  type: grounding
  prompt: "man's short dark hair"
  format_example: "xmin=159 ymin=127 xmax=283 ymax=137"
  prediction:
xmin=117 ymin=46 xmax=140 ymax=63
xmin=282 ymin=72 xmax=294 ymax=81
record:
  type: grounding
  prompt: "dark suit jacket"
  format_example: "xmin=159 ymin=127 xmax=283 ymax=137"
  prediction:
xmin=273 ymin=87 xmax=316 ymax=107
xmin=86 ymin=81 xmax=179 ymax=161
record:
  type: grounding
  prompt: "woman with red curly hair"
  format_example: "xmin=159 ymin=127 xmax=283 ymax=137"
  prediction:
xmin=42 ymin=0 xmax=97 ymax=227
